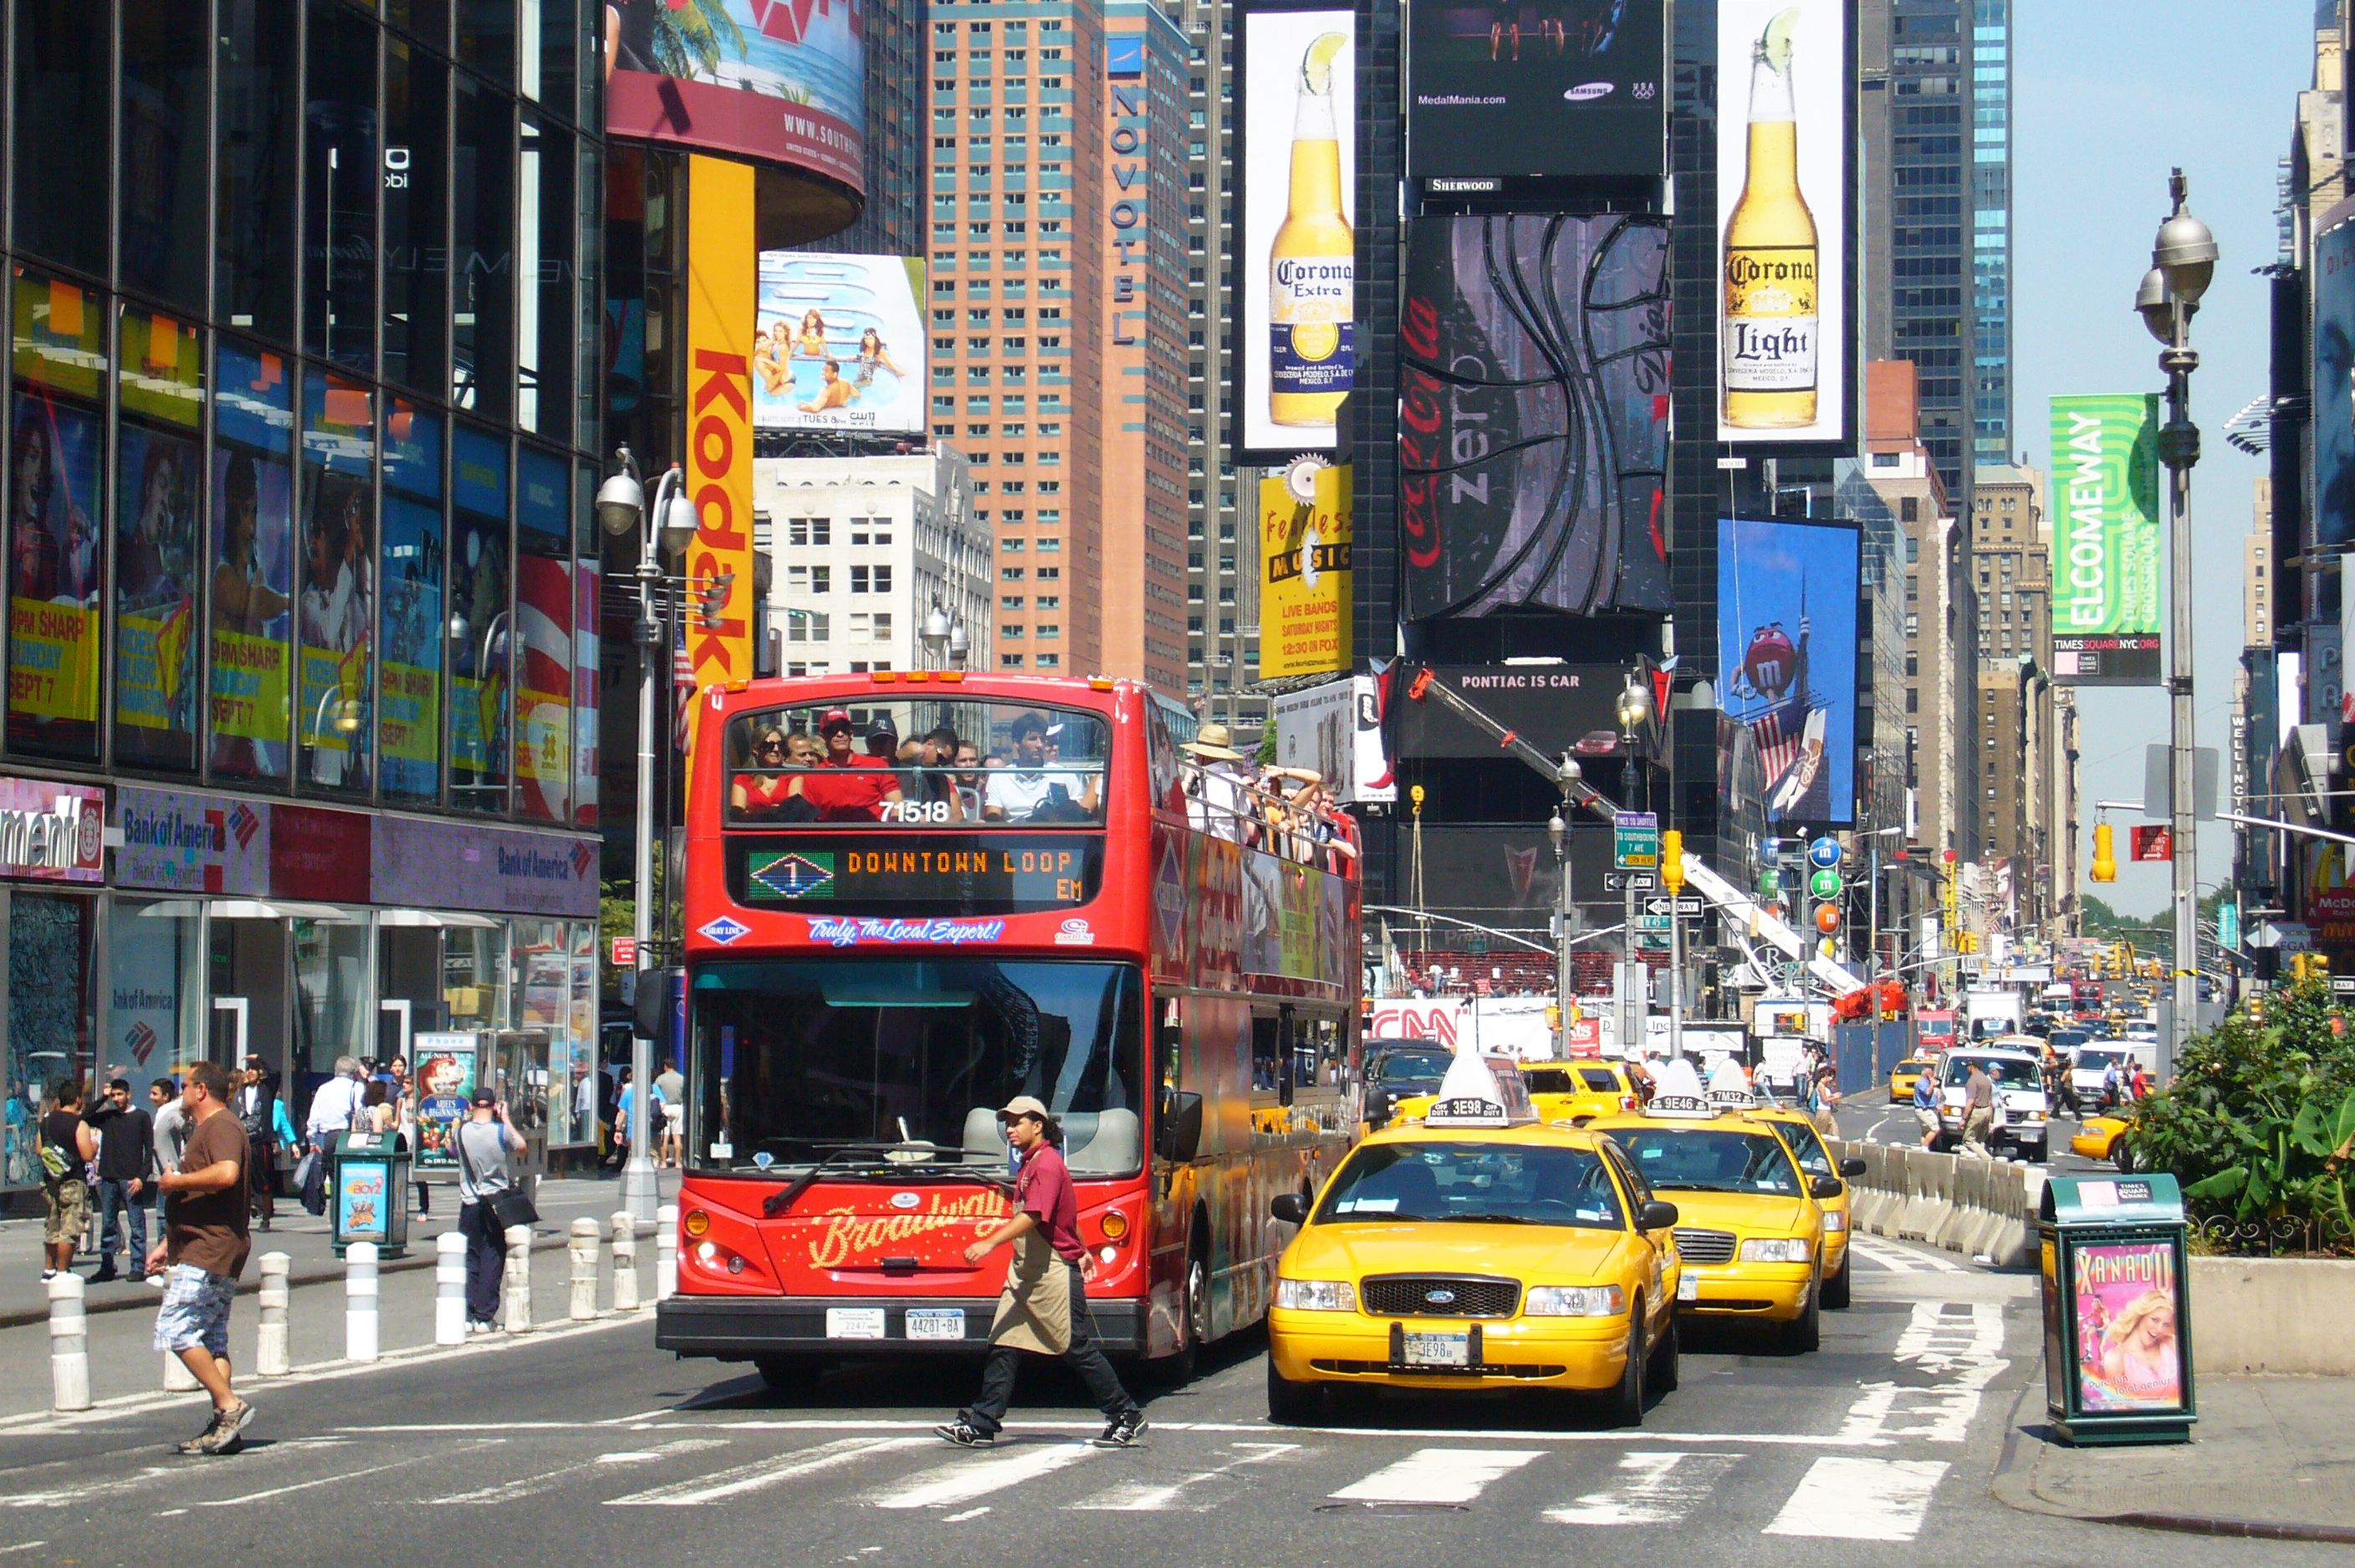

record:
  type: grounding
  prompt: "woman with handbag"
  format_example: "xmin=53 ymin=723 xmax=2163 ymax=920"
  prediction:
xmin=452 ymin=1088 xmax=531 ymax=1333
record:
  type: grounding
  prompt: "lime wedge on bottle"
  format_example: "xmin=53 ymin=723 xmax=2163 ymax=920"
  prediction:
xmin=1302 ymin=30 xmax=1348 ymax=93
xmin=1760 ymin=8 xmax=1801 ymax=70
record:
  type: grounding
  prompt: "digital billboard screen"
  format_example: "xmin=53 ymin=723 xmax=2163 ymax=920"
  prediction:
xmin=2314 ymin=213 xmax=2355 ymax=551
xmin=1405 ymin=0 xmax=1665 ymax=181
xmin=2048 ymin=394 xmax=2162 ymax=686
xmin=1716 ymin=0 xmax=1851 ymax=447
xmin=1717 ymin=517 xmax=1860 ymax=829
xmin=753 ymin=254 xmax=927 ymax=437
xmin=1397 ymin=213 xmax=1671 ymax=620
xmin=1236 ymin=5 xmax=1357 ymax=463
xmin=606 ymin=0 xmax=864 ymax=192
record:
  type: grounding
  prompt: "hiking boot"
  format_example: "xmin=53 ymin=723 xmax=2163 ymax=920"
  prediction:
xmin=932 ymin=1419 xmax=994 ymax=1448
xmin=1095 ymin=1409 xmax=1147 ymax=1448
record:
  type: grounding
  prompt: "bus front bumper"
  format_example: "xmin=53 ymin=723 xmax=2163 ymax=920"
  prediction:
xmin=656 ymin=1294 xmax=1151 ymax=1359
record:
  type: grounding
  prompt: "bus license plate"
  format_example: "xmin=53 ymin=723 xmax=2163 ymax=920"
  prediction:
xmin=826 ymin=1308 xmax=887 ymax=1340
xmin=1401 ymin=1332 xmax=1470 ymax=1367
xmin=905 ymin=1309 xmax=967 ymax=1341
xmin=1678 ymin=1271 xmax=1701 ymax=1302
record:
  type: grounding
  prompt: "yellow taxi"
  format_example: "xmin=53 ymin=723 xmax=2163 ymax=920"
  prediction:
xmin=1747 ymin=1104 xmax=1866 ymax=1310
xmin=2070 ymin=1111 xmax=2140 ymax=1168
xmin=1586 ymin=1089 xmax=1836 ymax=1352
xmin=1889 ymin=1058 xmax=1934 ymax=1100
xmin=1267 ymin=1053 xmax=1683 ymax=1428
xmin=1392 ymin=1060 xmax=1640 ymax=1127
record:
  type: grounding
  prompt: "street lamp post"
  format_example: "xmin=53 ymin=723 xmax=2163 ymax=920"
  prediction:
xmin=599 ymin=448 xmax=697 ymax=1223
xmin=2138 ymin=169 xmax=2217 ymax=1080
xmin=1617 ymin=679 xmax=1654 ymax=1060
xmin=1548 ymin=753 xmax=1581 ymax=1056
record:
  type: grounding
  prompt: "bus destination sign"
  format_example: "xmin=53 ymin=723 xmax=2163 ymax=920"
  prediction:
xmin=727 ymin=834 xmax=1103 ymax=916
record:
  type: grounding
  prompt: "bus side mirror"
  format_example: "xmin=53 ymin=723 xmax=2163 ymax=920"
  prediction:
xmin=1269 ymin=1193 xmax=1307 ymax=1226
xmin=1157 ymin=1090 xmax=1204 ymax=1163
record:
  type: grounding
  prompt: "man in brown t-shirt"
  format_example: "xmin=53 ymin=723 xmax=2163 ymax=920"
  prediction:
xmin=145 ymin=1060 xmax=255 ymax=1455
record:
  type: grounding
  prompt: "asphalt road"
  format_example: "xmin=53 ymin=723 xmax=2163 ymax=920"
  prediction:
xmin=0 ymin=1237 xmax=2328 ymax=1567
xmin=1831 ymin=1090 xmax=2116 ymax=1177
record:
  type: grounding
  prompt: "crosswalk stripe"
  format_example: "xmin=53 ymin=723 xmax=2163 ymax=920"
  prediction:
xmin=1761 ymin=1457 xmax=1949 ymax=1540
xmin=1067 ymin=1442 xmax=1300 ymax=1512
xmin=1544 ymin=1451 xmax=1744 ymax=1526
xmin=876 ymin=1442 xmax=1104 ymax=1510
xmin=1852 ymin=1234 xmax=1962 ymax=1274
xmin=606 ymin=1437 xmax=927 ymax=1507
xmin=1329 ymin=1448 xmax=1541 ymax=1506
xmin=430 ymin=1439 xmax=730 ymax=1504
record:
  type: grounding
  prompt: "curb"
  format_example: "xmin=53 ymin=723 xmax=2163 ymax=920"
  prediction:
xmin=0 ymin=1223 xmax=604 ymax=1331
xmin=1988 ymin=1381 xmax=2355 ymax=1545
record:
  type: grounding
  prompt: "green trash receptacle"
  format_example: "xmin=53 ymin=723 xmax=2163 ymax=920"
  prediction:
xmin=2037 ymin=1172 xmax=2195 ymax=1445
xmin=329 ymin=1130 xmax=412 ymax=1259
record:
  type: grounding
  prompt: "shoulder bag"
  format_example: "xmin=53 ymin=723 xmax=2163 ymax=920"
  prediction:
xmin=454 ymin=1121 xmax=539 ymax=1232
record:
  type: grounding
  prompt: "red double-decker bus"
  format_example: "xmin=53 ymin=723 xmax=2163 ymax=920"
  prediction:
xmin=654 ymin=674 xmax=1362 ymax=1387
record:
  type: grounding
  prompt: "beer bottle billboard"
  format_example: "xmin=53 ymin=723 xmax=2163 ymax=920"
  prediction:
xmin=1268 ymin=30 xmax=1355 ymax=429
xmin=1723 ymin=8 xmax=1816 ymax=428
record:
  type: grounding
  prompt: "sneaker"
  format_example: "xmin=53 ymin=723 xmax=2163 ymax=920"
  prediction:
xmin=1095 ymin=1410 xmax=1147 ymax=1448
xmin=176 ymin=1408 xmax=230 ymax=1456
xmin=933 ymin=1419 xmax=994 ymax=1448
xmin=40 ymin=1269 xmax=56 ymax=1284
xmin=193 ymin=1402 xmax=253 ymax=1455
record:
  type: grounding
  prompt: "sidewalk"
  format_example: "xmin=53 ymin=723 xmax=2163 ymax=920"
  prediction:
xmin=1990 ymin=1376 xmax=2355 ymax=1543
xmin=0 ymin=1169 xmax=681 ymax=1330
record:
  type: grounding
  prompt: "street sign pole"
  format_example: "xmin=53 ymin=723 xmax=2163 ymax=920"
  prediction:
xmin=1668 ymin=902 xmax=1683 ymax=1061
xmin=1623 ymin=873 xmax=1638 ymax=1061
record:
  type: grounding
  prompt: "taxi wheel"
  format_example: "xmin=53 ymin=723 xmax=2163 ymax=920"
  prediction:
xmin=1605 ymin=1306 xmax=1646 ymax=1428
xmin=1267 ymin=1356 xmax=1325 ymax=1426
xmin=1646 ymin=1306 xmax=1679 ymax=1393
xmin=1822 ymin=1250 xmax=1852 ymax=1310
xmin=1782 ymin=1274 xmax=1821 ymax=1354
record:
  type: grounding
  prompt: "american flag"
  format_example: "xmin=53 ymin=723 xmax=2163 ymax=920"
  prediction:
xmin=672 ymin=631 xmax=696 ymax=753
xmin=1753 ymin=700 xmax=1803 ymax=794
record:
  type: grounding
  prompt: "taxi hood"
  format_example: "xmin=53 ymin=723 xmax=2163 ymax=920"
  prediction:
xmin=1642 ymin=1187 xmax=1813 ymax=1237
xmin=1285 ymin=1221 xmax=1634 ymax=1285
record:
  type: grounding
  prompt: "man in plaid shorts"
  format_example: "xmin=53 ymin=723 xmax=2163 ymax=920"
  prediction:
xmin=146 ymin=1060 xmax=254 ymax=1455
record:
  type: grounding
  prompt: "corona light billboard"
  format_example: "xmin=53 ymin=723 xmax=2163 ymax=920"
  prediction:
xmin=1257 ymin=463 xmax=1352 ymax=681
xmin=2048 ymin=394 xmax=2162 ymax=686
xmin=1236 ymin=4 xmax=1357 ymax=463
xmin=684 ymin=156 xmax=758 ymax=738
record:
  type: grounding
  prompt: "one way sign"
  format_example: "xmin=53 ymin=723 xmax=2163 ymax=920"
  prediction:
xmin=1646 ymin=896 xmax=1704 ymax=916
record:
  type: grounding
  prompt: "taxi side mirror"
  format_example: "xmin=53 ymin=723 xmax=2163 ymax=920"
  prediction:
xmin=1157 ymin=1090 xmax=1204 ymax=1164
xmin=1269 ymin=1193 xmax=1308 ymax=1226
xmin=1638 ymin=1200 xmax=1679 ymax=1231
xmin=1838 ymin=1157 xmax=1867 ymax=1178
xmin=1809 ymin=1174 xmax=1844 ymax=1201
xmin=1366 ymin=1087 xmax=1396 ymax=1127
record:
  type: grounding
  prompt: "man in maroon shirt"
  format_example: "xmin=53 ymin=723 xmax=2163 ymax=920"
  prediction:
xmin=936 ymin=1096 xmax=1145 ymax=1448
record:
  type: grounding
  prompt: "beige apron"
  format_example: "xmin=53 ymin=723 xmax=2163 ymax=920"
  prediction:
xmin=988 ymin=1230 xmax=1074 ymax=1356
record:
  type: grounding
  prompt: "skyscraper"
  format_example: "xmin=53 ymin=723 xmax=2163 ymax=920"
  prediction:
xmin=1970 ymin=0 xmax=2012 ymax=467
xmin=811 ymin=0 xmax=930 ymax=258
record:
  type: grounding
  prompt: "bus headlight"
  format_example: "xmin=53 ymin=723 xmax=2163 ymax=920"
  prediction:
xmin=1524 ymin=1285 xmax=1625 ymax=1317
xmin=1275 ymin=1279 xmax=1357 ymax=1311
xmin=1099 ymin=1210 xmax=1130 ymax=1243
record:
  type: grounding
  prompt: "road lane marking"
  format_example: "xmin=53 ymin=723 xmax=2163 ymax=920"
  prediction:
xmin=1851 ymin=1234 xmax=1963 ymax=1274
xmin=1329 ymin=1448 xmax=1541 ymax=1505
xmin=1761 ymin=1457 xmax=1948 ymax=1540
xmin=636 ymin=1417 xmax=1892 ymax=1446
xmin=201 ymin=1443 xmax=496 ymax=1504
xmin=607 ymin=1437 xmax=928 ymax=1507
xmin=1544 ymin=1451 xmax=1744 ymax=1525
xmin=428 ymin=1438 xmax=730 ymax=1504
xmin=1836 ymin=1300 xmax=2008 ymax=1446
xmin=876 ymin=1442 xmax=1103 ymax=1510
xmin=1068 ymin=1441 xmax=1300 ymax=1511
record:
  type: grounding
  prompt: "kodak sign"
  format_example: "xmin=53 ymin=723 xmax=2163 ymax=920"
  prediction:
xmin=684 ymin=155 xmax=757 ymax=718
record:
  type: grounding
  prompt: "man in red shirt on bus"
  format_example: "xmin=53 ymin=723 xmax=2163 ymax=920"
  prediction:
xmin=935 ymin=1096 xmax=1146 ymax=1449
xmin=788 ymin=708 xmax=903 ymax=821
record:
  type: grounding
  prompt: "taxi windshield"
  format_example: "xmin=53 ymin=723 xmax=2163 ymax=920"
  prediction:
xmin=1315 ymin=1142 xmax=1626 ymax=1229
xmin=1772 ymin=1119 xmax=1833 ymax=1177
xmin=1611 ymin=1127 xmax=1802 ymax=1195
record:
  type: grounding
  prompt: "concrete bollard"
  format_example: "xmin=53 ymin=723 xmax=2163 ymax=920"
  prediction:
xmin=569 ymin=1217 xmax=600 ymax=1320
xmin=436 ymin=1231 xmax=467 ymax=1345
xmin=503 ymin=1224 xmax=534 ymax=1332
xmin=346 ymin=1242 xmax=381 ymax=1362
xmin=49 ymin=1272 xmax=89 ymax=1412
xmin=656 ymin=1203 xmax=678 ymax=1301
xmin=256 ymin=1252 xmax=293 ymax=1376
xmin=611 ymin=1211 xmax=641 ymax=1314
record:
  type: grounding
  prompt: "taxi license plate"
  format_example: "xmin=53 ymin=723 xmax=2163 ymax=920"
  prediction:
xmin=1678 ymin=1270 xmax=1701 ymax=1302
xmin=905 ymin=1309 xmax=966 ymax=1341
xmin=825 ymin=1307 xmax=887 ymax=1340
xmin=1400 ymin=1332 xmax=1471 ymax=1367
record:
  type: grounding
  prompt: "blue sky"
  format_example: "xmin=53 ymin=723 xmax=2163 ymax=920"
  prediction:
xmin=2013 ymin=0 xmax=2318 ymax=915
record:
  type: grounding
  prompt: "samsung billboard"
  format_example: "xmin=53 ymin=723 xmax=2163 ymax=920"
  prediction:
xmin=1404 ymin=0 xmax=1665 ymax=181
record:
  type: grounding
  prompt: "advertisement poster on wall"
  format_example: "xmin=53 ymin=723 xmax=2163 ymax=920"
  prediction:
xmin=114 ymin=310 xmax=205 ymax=772
xmin=605 ymin=0 xmax=865 ymax=192
xmin=2047 ymin=394 xmax=2162 ymax=685
xmin=515 ymin=450 xmax=574 ymax=824
xmin=1716 ymin=517 xmax=1860 ymax=828
xmin=2314 ymin=211 xmax=2355 ymax=554
xmin=381 ymin=401 xmax=445 ymax=803
xmin=411 ymin=1034 xmax=479 ymax=1171
xmin=1256 ymin=462 xmax=1352 ymax=681
xmin=1237 ymin=5 xmax=1356 ymax=462
xmin=2068 ymin=1239 xmax=2185 ymax=1413
xmin=1716 ymin=0 xmax=1851 ymax=448
xmin=753 ymin=254 xmax=927 ymax=436
xmin=1405 ymin=0 xmax=1664 ymax=181
xmin=209 ymin=344 xmax=296 ymax=784
xmin=686 ymin=156 xmax=759 ymax=711
xmin=1397 ymin=214 xmax=1671 ymax=618
xmin=297 ymin=374 xmax=375 ymax=793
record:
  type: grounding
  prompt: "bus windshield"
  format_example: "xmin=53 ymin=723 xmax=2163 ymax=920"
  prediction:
xmin=687 ymin=958 xmax=1147 ymax=1177
xmin=727 ymin=698 xmax=1111 ymax=828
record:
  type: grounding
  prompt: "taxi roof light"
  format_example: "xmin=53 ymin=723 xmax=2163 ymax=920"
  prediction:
xmin=1419 ymin=1048 xmax=1539 ymax=1129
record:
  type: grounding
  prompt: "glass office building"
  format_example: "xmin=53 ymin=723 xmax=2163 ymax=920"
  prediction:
xmin=0 ymin=0 xmax=607 ymax=1193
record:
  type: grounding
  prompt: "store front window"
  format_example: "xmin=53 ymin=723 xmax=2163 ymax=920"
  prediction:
xmin=444 ymin=922 xmax=508 ymax=1034
xmin=293 ymin=915 xmax=370 ymax=1080
xmin=6 ymin=891 xmax=95 ymax=1185
xmin=108 ymin=899 xmax=207 ymax=1085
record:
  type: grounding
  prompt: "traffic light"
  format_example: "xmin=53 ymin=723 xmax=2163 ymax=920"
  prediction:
xmin=696 ymin=570 xmax=735 ymax=630
xmin=2090 ymin=823 xmax=2117 ymax=883
xmin=1661 ymin=830 xmax=1684 ymax=895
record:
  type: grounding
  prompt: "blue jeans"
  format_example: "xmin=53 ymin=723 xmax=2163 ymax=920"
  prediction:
xmin=98 ymin=1179 xmax=149 ymax=1269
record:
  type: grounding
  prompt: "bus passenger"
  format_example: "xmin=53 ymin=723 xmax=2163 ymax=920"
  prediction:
xmin=1184 ymin=724 xmax=1252 ymax=843
xmin=731 ymin=726 xmax=796 ymax=818
xmin=788 ymin=708 xmax=903 ymax=820
xmin=985 ymin=712 xmax=1099 ymax=823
